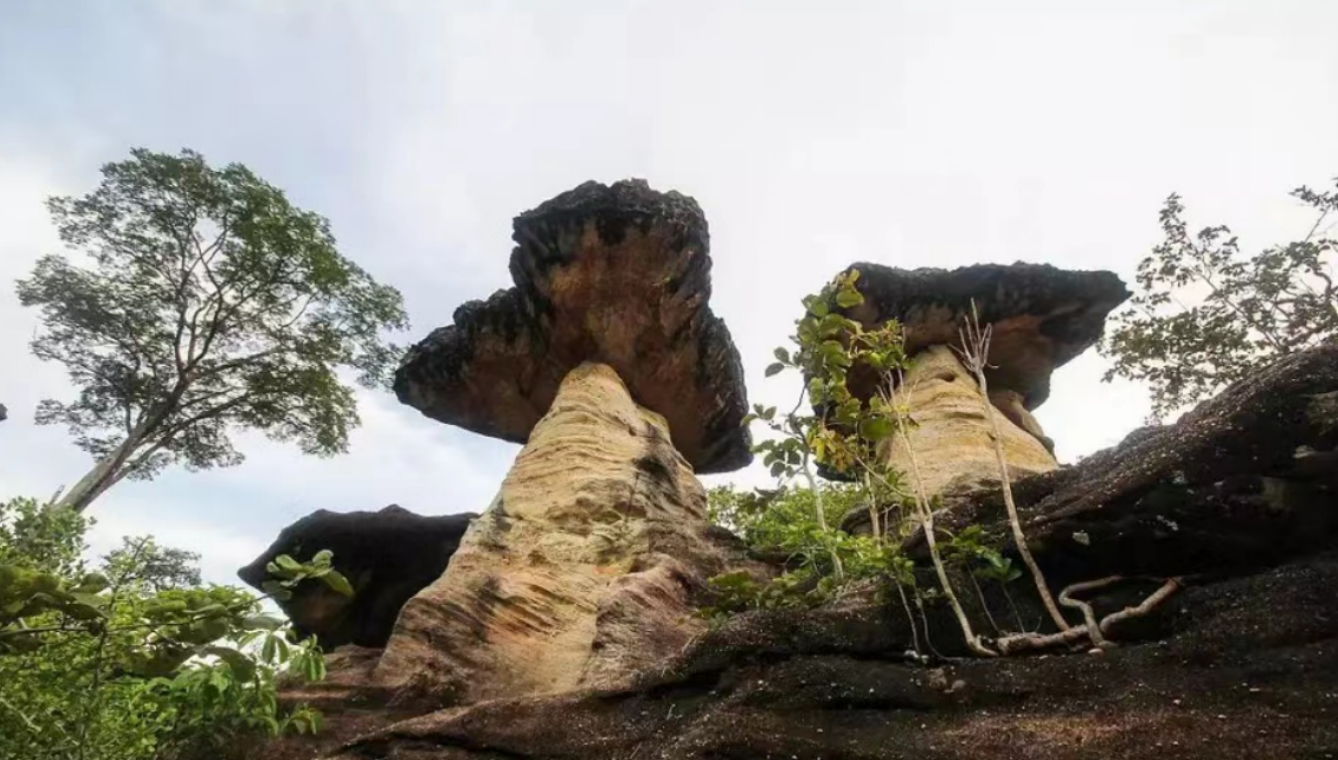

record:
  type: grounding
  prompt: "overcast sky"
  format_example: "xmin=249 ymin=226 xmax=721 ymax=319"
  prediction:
xmin=2 ymin=1 xmax=1337 ymax=585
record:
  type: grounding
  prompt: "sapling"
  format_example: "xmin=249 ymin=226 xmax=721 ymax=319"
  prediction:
xmin=954 ymin=302 xmax=1072 ymax=635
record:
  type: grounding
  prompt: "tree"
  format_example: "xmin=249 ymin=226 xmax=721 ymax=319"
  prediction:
xmin=0 ymin=495 xmax=340 ymax=760
xmin=1101 ymin=179 xmax=1338 ymax=421
xmin=16 ymin=148 xmax=409 ymax=513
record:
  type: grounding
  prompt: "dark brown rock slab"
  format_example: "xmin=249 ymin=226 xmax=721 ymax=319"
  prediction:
xmin=238 ymin=505 xmax=476 ymax=649
xmin=313 ymin=551 xmax=1338 ymax=760
xmin=841 ymin=261 xmax=1131 ymax=408
xmin=393 ymin=180 xmax=752 ymax=474
xmin=917 ymin=339 xmax=1338 ymax=581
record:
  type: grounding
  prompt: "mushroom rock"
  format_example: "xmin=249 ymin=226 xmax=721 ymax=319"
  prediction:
xmin=394 ymin=179 xmax=751 ymax=475
xmin=376 ymin=180 xmax=765 ymax=705
xmin=836 ymin=262 xmax=1129 ymax=497
xmin=844 ymin=261 xmax=1131 ymax=411
xmin=237 ymin=505 xmax=475 ymax=649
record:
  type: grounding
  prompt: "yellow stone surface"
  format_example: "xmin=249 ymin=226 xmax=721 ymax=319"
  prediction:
xmin=888 ymin=346 xmax=1058 ymax=498
xmin=372 ymin=362 xmax=754 ymax=704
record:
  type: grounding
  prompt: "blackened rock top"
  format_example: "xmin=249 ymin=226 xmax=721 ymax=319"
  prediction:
xmin=843 ymin=261 xmax=1131 ymax=408
xmin=394 ymin=179 xmax=752 ymax=474
xmin=237 ymin=504 xmax=476 ymax=649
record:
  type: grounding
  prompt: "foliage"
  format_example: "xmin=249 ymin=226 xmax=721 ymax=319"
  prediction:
xmin=1101 ymin=180 xmax=1338 ymax=421
xmin=711 ymin=271 xmax=1095 ymax=657
xmin=706 ymin=483 xmax=860 ymax=564
xmin=741 ymin=270 xmax=913 ymax=582
xmin=0 ymin=495 xmax=338 ymax=760
xmin=15 ymin=147 xmax=410 ymax=512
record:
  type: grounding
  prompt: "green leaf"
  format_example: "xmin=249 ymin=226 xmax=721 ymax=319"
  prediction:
xmin=321 ymin=570 xmax=355 ymax=597
xmin=203 ymin=645 xmax=258 ymax=682
xmin=243 ymin=614 xmax=285 ymax=632
xmin=764 ymin=363 xmax=785 ymax=378
xmin=275 ymin=555 xmax=302 ymax=573
xmin=835 ymin=286 xmax=864 ymax=309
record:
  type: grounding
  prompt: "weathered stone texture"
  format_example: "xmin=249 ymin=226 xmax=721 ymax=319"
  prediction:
xmin=887 ymin=345 xmax=1057 ymax=498
xmin=372 ymin=363 xmax=767 ymax=705
xmin=393 ymin=180 xmax=751 ymax=474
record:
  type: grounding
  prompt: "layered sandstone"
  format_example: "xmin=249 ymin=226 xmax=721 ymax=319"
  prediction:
xmin=887 ymin=345 xmax=1058 ymax=498
xmin=372 ymin=363 xmax=765 ymax=704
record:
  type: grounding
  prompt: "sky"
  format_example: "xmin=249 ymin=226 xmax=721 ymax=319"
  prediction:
xmin=2 ymin=1 xmax=1337 ymax=585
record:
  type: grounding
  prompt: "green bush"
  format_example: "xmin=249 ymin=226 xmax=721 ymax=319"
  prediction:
xmin=0 ymin=496 xmax=332 ymax=760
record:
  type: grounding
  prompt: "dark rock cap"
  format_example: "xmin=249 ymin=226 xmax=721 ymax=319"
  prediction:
xmin=842 ymin=261 xmax=1131 ymax=408
xmin=394 ymin=179 xmax=752 ymax=474
xmin=238 ymin=504 xmax=475 ymax=649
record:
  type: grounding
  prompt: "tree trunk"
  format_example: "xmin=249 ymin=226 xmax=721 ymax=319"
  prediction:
xmin=53 ymin=421 xmax=151 ymax=513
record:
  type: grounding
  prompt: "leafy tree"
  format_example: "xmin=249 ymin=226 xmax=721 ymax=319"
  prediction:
xmin=16 ymin=148 xmax=410 ymax=513
xmin=1101 ymin=180 xmax=1338 ymax=420
xmin=0 ymin=496 xmax=339 ymax=760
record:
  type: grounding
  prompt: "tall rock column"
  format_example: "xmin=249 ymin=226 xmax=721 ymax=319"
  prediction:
xmin=380 ymin=180 xmax=760 ymax=705
xmin=887 ymin=345 xmax=1058 ymax=496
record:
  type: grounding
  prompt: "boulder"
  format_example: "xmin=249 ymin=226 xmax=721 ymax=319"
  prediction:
xmin=237 ymin=505 xmax=475 ymax=649
xmin=821 ymin=262 xmax=1128 ymax=497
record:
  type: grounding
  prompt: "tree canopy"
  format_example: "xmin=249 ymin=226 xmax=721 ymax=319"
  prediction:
xmin=1101 ymin=180 xmax=1338 ymax=420
xmin=16 ymin=148 xmax=409 ymax=512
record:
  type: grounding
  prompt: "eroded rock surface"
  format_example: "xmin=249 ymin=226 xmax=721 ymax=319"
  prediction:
xmin=319 ymin=552 xmax=1338 ymax=760
xmin=843 ymin=261 xmax=1130 ymax=408
xmin=371 ymin=363 xmax=769 ymax=706
xmin=393 ymin=180 xmax=751 ymax=474
xmin=238 ymin=506 xmax=475 ymax=649
xmin=259 ymin=350 xmax=1338 ymax=760
xmin=925 ymin=339 xmax=1338 ymax=581
xmin=885 ymin=345 xmax=1057 ymax=498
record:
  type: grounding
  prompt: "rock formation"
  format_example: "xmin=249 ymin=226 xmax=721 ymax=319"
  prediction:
xmin=238 ymin=505 xmax=475 ymax=649
xmin=921 ymin=338 xmax=1338 ymax=582
xmin=373 ymin=180 xmax=765 ymax=705
xmin=393 ymin=180 xmax=751 ymax=475
xmin=0 ymin=403 xmax=7 ymax=423
xmin=266 ymin=342 xmax=1338 ymax=760
xmin=835 ymin=262 xmax=1130 ymax=497
xmin=883 ymin=344 xmax=1061 ymax=497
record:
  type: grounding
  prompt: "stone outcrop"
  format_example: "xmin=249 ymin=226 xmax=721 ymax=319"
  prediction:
xmin=0 ymin=403 xmax=7 ymax=423
xmin=371 ymin=363 xmax=767 ymax=704
xmin=886 ymin=345 xmax=1058 ymax=498
xmin=842 ymin=261 xmax=1131 ymax=409
xmin=826 ymin=262 xmax=1129 ymax=496
xmin=920 ymin=338 xmax=1338 ymax=582
xmin=365 ymin=180 xmax=763 ymax=710
xmin=393 ymin=180 xmax=751 ymax=475
xmin=313 ymin=552 xmax=1338 ymax=760
xmin=260 ymin=342 xmax=1338 ymax=760
xmin=238 ymin=505 xmax=475 ymax=649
